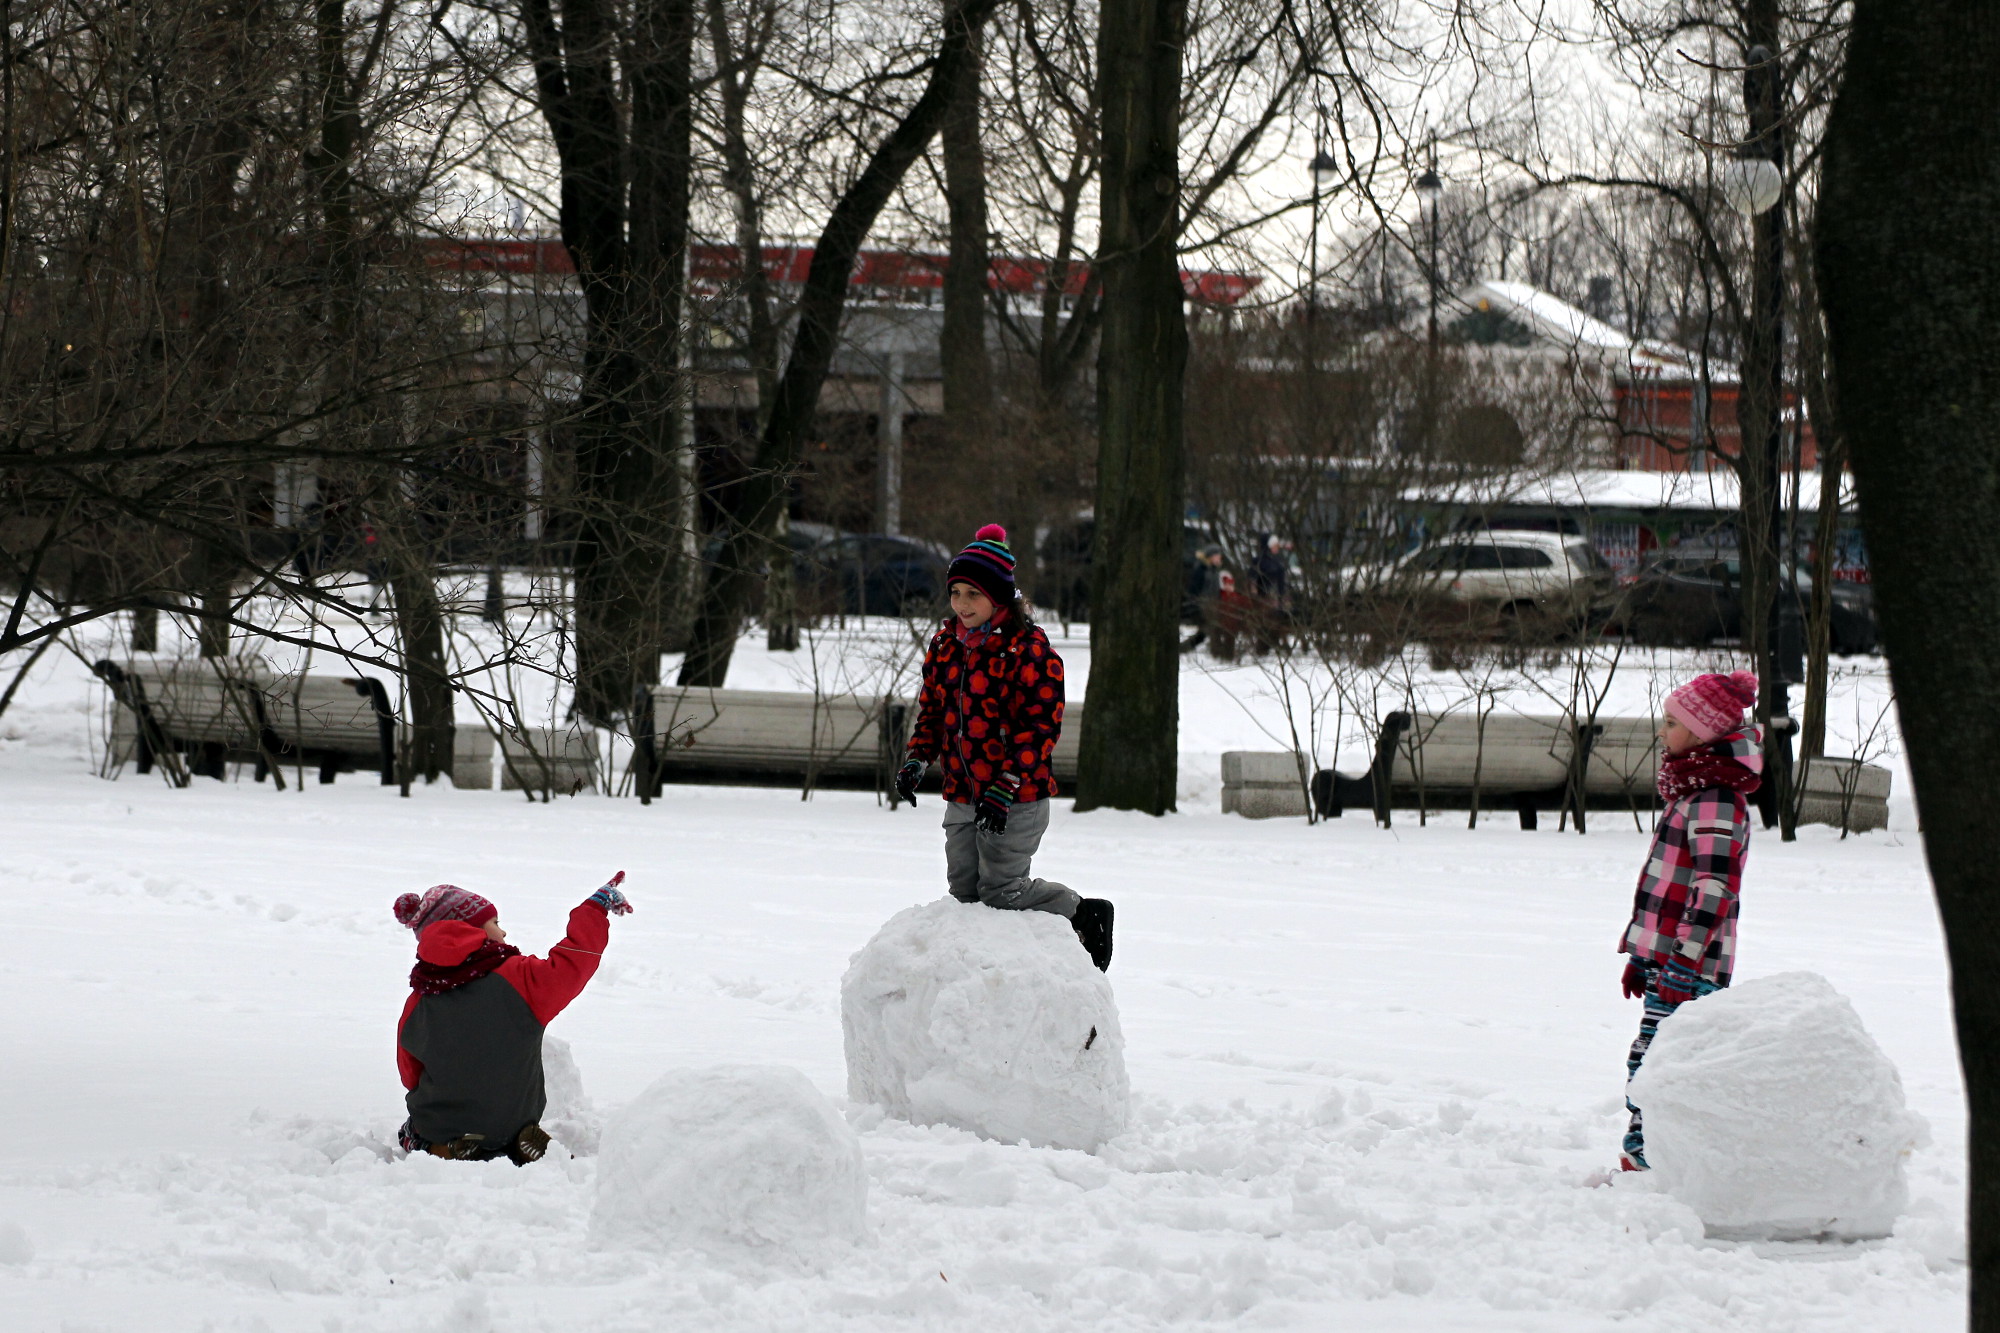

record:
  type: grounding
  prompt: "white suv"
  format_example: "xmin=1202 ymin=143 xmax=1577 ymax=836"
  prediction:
xmin=1365 ymin=530 xmax=1614 ymax=625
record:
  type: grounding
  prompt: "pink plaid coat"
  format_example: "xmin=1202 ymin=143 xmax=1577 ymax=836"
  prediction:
xmin=1620 ymin=727 xmax=1762 ymax=986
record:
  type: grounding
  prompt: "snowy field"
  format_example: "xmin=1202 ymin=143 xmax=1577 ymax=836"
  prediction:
xmin=0 ymin=603 xmax=1963 ymax=1331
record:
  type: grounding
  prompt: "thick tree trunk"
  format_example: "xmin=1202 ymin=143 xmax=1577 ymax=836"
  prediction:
xmin=521 ymin=0 xmax=688 ymax=725
xmin=939 ymin=10 xmax=992 ymax=439
xmin=1073 ymin=0 xmax=1185 ymax=814
xmin=1818 ymin=3 xmax=2000 ymax=1324
xmin=677 ymin=0 xmax=1002 ymax=687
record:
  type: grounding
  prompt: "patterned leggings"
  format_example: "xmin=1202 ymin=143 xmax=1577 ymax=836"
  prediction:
xmin=1623 ymin=961 xmax=1721 ymax=1165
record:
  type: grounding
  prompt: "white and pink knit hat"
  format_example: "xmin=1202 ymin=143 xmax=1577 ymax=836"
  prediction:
xmin=392 ymin=884 xmax=497 ymax=933
xmin=1664 ymin=670 xmax=1759 ymax=743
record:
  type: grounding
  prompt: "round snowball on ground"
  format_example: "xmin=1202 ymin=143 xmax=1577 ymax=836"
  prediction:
xmin=591 ymin=1065 xmax=867 ymax=1250
xmin=1628 ymin=970 xmax=1929 ymax=1240
xmin=842 ymin=897 xmax=1128 ymax=1152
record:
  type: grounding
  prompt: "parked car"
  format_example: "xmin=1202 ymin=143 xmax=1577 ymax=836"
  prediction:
xmin=1353 ymin=530 xmax=1617 ymax=632
xmin=1039 ymin=519 xmax=1219 ymax=623
xmin=1616 ymin=553 xmax=1877 ymax=654
xmin=812 ymin=533 xmax=951 ymax=618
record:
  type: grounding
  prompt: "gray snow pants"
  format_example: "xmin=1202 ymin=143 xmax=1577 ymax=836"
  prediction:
xmin=943 ymin=798 xmax=1080 ymax=917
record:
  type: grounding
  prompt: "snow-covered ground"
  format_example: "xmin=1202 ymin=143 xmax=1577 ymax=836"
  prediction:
xmin=0 ymin=605 xmax=1960 ymax=1330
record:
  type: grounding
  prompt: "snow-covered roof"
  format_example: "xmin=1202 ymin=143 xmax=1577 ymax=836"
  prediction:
xmin=1452 ymin=280 xmax=1732 ymax=382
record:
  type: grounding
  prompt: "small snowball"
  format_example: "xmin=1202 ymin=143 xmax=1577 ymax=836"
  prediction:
xmin=842 ymin=898 xmax=1129 ymax=1152
xmin=1628 ymin=970 xmax=1929 ymax=1240
xmin=0 ymin=1221 xmax=31 ymax=1265
xmin=592 ymin=1065 xmax=866 ymax=1251
xmin=268 ymin=903 xmax=298 ymax=922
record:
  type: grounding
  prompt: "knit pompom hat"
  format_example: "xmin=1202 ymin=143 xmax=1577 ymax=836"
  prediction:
xmin=946 ymin=524 xmax=1016 ymax=607
xmin=1664 ymin=670 xmax=1759 ymax=743
xmin=392 ymin=884 xmax=497 ymax=933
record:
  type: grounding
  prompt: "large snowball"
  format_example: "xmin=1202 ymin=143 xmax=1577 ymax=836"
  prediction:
xmin=591 ymin=1065 xmax=867 ymax=1250
xmin=842 ymin=897 xmax=1129 ymax=1152
xmin=541 ymin=1035 xmax=601 ymax=1156
xmin=1628 ymin=971 xmax=1929 ymax=1240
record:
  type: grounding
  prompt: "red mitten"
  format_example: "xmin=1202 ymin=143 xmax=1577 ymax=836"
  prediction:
xmin=1621 ymin=959 xmax=1647 ymax=1000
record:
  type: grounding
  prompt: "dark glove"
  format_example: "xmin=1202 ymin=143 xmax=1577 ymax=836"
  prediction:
xmin=1656 ymin=957 xmax=1701 ymax=1006
xmin=894 ymin=759 xmax=925 ymax=805
xmin=1621 ymin=959 xmax=1647 ymax=1001
xmin=588 ymin=870 xmax=632 ymax=916
xmin=975 ymin=773 xmax=1021 ymax=834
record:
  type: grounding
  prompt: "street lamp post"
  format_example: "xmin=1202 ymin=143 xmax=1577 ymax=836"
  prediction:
xmin=1307 ymin=145 xmax=1339 ymax=331
xmin=1415 ymin=155 xmax=1443 ymax=354
xmin=1729 ymin=39 xmax=1796 ymax=838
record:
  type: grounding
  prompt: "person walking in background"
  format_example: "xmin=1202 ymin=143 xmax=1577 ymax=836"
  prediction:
xmin=1616 ymin=671 xmax=1762 ymax=1171
xmin=895 ymin=524 xmax=1115 ymax=970
xmin=1181 ymin=544 xmax=1232 ymax=658
xmin=1248 ymin=533 xmax=1292 ymax=653
xmin=393 ymin=875 xmax=632 ymax=1163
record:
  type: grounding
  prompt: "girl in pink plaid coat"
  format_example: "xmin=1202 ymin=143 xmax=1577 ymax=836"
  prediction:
xmin=1617 ymin=670 xmax=1762 ymax=1170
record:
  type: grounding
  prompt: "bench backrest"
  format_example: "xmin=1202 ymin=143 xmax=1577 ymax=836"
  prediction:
xmin=104 ymin=658 xmax=269 ymax=747
xmin=257 ymin=674 xmax=390 ymax=753
xmin=644 ymin=686 xmax=1082 ymax=786
xmin=649 ymin=687 xmax=896 ymax=778
xmin=1389 ymin=712 xmax=1658 ymax=798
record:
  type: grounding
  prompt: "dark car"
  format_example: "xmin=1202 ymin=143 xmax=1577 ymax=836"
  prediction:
xmin=1039 ymin=519 xmax=1219 ymax=623
xmin=1618 ymin=553 xmax=1877 ymax=655
xmin=813 ymin=533 xmax=951 ymax=618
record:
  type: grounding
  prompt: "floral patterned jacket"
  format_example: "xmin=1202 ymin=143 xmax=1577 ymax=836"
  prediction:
xmin=906 ymin=613 xmax=1064 ymax=804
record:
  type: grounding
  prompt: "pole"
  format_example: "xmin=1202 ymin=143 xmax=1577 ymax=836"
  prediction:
xmin=1744 ymin=30 xmax=1797 ymax=838
xmin=877 ymin=349 xmax=904 ymax=536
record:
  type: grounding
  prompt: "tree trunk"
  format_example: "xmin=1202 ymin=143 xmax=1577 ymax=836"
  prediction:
xmin=1818 ymin=3 xmax=2000 ymax=1324
xmin=521 ymin=0 xmax=684 ymax=725
xmin=389 ymin=557 xmax=454 ymax=783
xmin=1073 ymin=0 xmax=1186 ymax=814
xmin=939 ymin=9 xmax=992 ymax=439
xmin=677 ymin=0 xmax=1002 ymax=687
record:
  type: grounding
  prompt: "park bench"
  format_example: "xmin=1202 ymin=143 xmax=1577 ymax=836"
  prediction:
xmin=98 ymin=657 xmax=433 ymax=786
xmin=1311 ymin=710 xmax=1663 ymax=830
xmin=631 ymin=685 xmax=1082 ymax=802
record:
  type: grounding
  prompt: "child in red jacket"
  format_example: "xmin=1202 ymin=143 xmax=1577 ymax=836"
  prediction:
xmin=1617 ymin=671 xmax=1762 ymax=1170
xmin=392 ymin=875 xmax=631 ymax=1163
xmin=896 ymin=524 xmax=1115 ymax=970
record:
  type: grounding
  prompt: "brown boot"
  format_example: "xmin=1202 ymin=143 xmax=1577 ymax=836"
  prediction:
xmin=508 ymin=1123 xmax=551 ymax=1166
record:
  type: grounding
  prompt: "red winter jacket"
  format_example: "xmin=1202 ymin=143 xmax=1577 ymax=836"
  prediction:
xmin=907 ymin=613 xmax=1065 ymax=803
xmin=396 ymin=903 xmax=608 ymax=1143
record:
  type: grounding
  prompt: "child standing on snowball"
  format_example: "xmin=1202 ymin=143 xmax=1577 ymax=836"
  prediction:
xmin=895 ymin=524 xmax=1115 ymax=971
xmin=1617 ymin=671 xmax=1762 ymax=1171
xmin=393 ymin=875 xmax=631 ymax=1164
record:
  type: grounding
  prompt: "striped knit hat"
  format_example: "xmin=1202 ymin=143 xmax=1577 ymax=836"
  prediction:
xmin=392 ymin=884 xmax=497 ymax=933
xmin=946 ymin=524 xmax=1016 ymax=606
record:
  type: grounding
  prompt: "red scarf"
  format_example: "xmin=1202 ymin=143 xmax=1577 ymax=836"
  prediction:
xmin=410 ymin=940 xmax=521 ymax=996
xmin=1657 ymin=745 xmax=1762 ymax=805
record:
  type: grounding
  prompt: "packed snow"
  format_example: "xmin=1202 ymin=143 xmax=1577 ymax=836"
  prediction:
xmin=843 ymin=898 xmax=1129 ymax=1151
xmin=1628 ymin=971 xmax=1930 ymax=1241
xmin=592 ymin=1064 xmax=867 ymax=1252
xmin=0 ymin=604 xmax=1966 ymax=1329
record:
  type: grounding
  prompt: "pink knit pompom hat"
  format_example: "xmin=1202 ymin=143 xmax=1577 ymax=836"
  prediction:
xmin=1664 ymin=670 xmax=1759 ymax=743
xmin=392 ymin=884 xmax=497 ymax=933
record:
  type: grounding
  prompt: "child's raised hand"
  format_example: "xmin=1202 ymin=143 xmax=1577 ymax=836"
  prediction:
xmin=589 ymin=872 xmax=633 ymax=916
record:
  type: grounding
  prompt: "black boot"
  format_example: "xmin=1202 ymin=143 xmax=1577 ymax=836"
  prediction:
xmin=1072 ymin=898 xmax=1114 ymax=972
